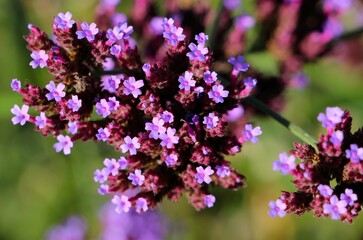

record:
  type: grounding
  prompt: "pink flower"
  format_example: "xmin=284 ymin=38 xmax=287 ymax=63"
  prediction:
xmin=123 ymin=77 xmax=144 ymax=98
xmin=121 ymin=136 xmax=140 ymax=155
xmin=112 ymin=195 xmax=131 ymax=213
xmin=53 ymin=135 xmax=73 ymax=155
xmin=194 ymin=166 xmax=214 ymax=184
xmin=11 ymin=104 xmax=30 ymax=126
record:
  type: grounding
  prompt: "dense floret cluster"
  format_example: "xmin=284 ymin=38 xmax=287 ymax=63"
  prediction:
xmin=269 ymin=107 xmax=363 ymax=223
xmin=11 ymin=11 xmax=261 ymax=213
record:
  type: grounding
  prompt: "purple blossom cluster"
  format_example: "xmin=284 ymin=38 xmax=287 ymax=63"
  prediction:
xmin=269 ymin=107 xmax=363 ymax=223
xmin=12 ymin=11 xmax=260 ymax=213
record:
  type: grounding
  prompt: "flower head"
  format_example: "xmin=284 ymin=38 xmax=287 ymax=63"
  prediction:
xmin=178 ymin=71 xmax=196 ymax=91
xmin=317 ymin=107 xmax=344 ymax=129
xmin=272 ymin=152 xmax=296 ymax=175
xmin=194 ymin=166 xmax=214 ymax=184
xmin=241 ymin=124 xmax=262 ymax=144
xmin=54 ymin=11 xmax=75 ymax=29
xmin=128 ymin=169 xmax=145 ymax=186
xmin=11 ymin=79 xmax=21 ymax=92
xmin=112 ymin=195 xmax=131 ymax=213
xmin=345 ymin=144 xmax=363 ymax=163
xmin=45 ymin=81 xmax=66 ymax=102
xmin=53 ymin=135 xmax=73 ymax=155
xmin=163 ymin=26 xmax=186 ymax=47
xmin=35 ymin=112 xmax=47 ymax=129
xmin=159 ymin=127 xmax=179 ymax=149
xmin=76 ymin=22 xmax=99 ymax=41
xmin=203 ymin=112 xmax=219 ymax=129
xmin=11 ymin=104 xmax=30 ymax=126
xmin=228 ymin=55 xmax=249 ymax=73
xmin=204 ymin=194 xmax=216 ymax=208
xmin=30 ymin=50 xmax=48 ymax=69
xmin=268 ymin=199 xmax=287 ymax=218
xmin=123 ymin=77 xmax=144 ymax=98
xmin=323 ymin=195 xmax=347 ymax=220
xmin=96 ymin=127 xmax=110 ymax=142
xmin=67 ymin=95 xmax=82 ymax=112
xmin=121 ymin=136 xmax=140 ymax=155
xmin=186 ymin=43 xmax=208 ymax=62
xmin=208 ymin=85 xmax=229 ymax=103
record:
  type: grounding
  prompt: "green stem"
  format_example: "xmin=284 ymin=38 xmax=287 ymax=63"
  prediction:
xmin=326 ymin=26 xmax=363 ymax=49
xmin=207 ymin=0 xmax=224 ymax=50
xmin=244 ymin=96 xmax=318 ymax=151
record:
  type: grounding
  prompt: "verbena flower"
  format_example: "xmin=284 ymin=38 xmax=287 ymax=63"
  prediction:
xmin=270 ymin=107 xmax=363 ymax=223
xmin=30 ymin=50 xmax=48 ymax=68
xmin=13 ymin=12 xmax=259 ymax=213
xmin=54 ymin=12 xmax=75 ymax=29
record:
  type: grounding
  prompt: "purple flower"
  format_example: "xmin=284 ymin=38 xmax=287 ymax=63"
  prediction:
xmin=160 ymin=111 xmax=174 ymax=123
xmin=45 ymin=81 xmax=66 ymax=102
xmin=136 ymin=197 xmax=148 ymax=213
xmin=208 ymin=85 xmax=229 ymax=103
xmin=67 ymin=121 xmax=78 ymax=135
xmin=118 ymin=157 xmax=128 ymax=170
xmin=11 ymin=104 xmax=30 ymax=126
xmin=107 ymin=96 xmax=120 ymax=111
xmin=112 ymin=195 xmax=132 ymax=213
xmin=340 ymin=189 xmax=358 ymax=206
xmin=195 ymin=32 xmax=209 ymax=45
xmin=67 ymin=95 xmax=82 ymax=112
xmin=11 ymin=79 xmax=21 ymax=92
xmin=235 ymin=14 xmax=255 ymax=31
xmin=204 ymin=194 xmax=216 ymax=208
xmin=241 ymin=124 xmax=262 ymax=144
xmin=203 ymin=112 xmax=219 ymax=129
xmin=317 ymin=107 xmax=344 ymax=129
xmin=186 ymin=43 xmax=209 ymax=62
xmin=268 ymin=199 xmax=287 ymax=218
xmin=317 ymin=184 xmax=333 ymax=198
xmin=159 ymin=127 xmax=179 ymax=149
xmin=223 ymin=0 xmax=241 ymax=10
xmin=145 ymin=117 xmax=166 ymax=140
xmin=96 ymin=127 xmax=110 ymax=142
xmin=121 ymin=136 xmax=140 ymax=155
xmin=110 ymin=44 xmax=122 ymax=56
xmin=163 ymin=26 xmax=186 ymax=47
xmin=323 ymin=195 xmax=347 ymax=220
xmin=103 ymin=158 xmax=120 ymax=176
xmin=272 ymin=152 xmax=296 ymax=175
xmin=149 ymin=17 xmax=164 ymax=35
xmin=98 ymin=184 xmax=109 ymax=195
xmin=226 ymin=104 xmax=244 ymax=122
xmin=94 ymin=169 xmax=108 ymax=183
xmin=194 ymin=166 xmax=214 ymax=184
xmin=323 ymin=0 xmax=352 ymax=14
xmin=165 ymin=153 xmax=178 ymax=167
xmin=216 ymin=165 xmax=231 ymax=178
xmin=142 ymin=63 xmax=151 ymax=77
xmin=96 ymin=99 xmax=111 ymax=118
xmin=345 ymin=144 xmax=363 ymax=163
xmin=46 ymin=216 xmax=86 ymax=240
xmin=101 ymin=75 xmax=121 ymax=93
xmin=123 ymin=77 xmax=144 ymax=98
xmin=53 ymin=135 xmax=73 ymax=155
xmin=203 ymin=70 xmax=217 ymax=85
xmin=30 ymin=50 xmax=48 ymax=69
xmin=54 ymin=11 xmax=75 ymax=29
xmin=178 ymin=71 xmax=196 ymax=91
xmin=228 ymin=55 xmax=249 ymax=73
xmin=76 ymin=22 xmax=99 ymax=42
xmin=161 ymin=18 xmax=175 ymax=32
xmin=35 ymin=112 xmax=47 ymax=129
xmin=330 ymin=130 xmax=344 ymax=147
xmin=128 ymin=169 xmax=145 ymax=186
xmin=106 ymin=22 xmax=133 ymax=44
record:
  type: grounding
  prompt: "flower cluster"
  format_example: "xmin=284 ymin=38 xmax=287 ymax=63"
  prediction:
xmin=269 ymin=106 xmax=363 ymax=223
xmin=11 ymin=11 xmax=261 ymax=213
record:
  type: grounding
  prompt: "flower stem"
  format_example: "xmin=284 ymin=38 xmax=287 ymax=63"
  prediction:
xmin=244 ymin=96 xmax=318 ymax=150
xmin=207 ymin=0 xmax=224 ymax=50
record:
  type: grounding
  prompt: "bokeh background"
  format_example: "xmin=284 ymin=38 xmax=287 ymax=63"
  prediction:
xmin=1 ymin=0 xmax=363 ymax=239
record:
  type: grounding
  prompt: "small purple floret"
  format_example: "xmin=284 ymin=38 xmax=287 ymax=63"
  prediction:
xmin=194 ymin=166 xmax=214 ymax=184
xmin=272 ymin=152 xmax=296 ymax=175
xmin=128 ymin=169 xmax=145 ymax=186
xmin=30 ymin=50 xmax=49 ymax=69
xmin=11 ymin=104 xmax=30 ymax=126
xmin=53 ymin=135 xmax=73 ymax=155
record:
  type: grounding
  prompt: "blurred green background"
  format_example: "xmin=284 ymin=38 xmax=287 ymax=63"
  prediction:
xmin=1 ymin=0 xmax=363 ymax=239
